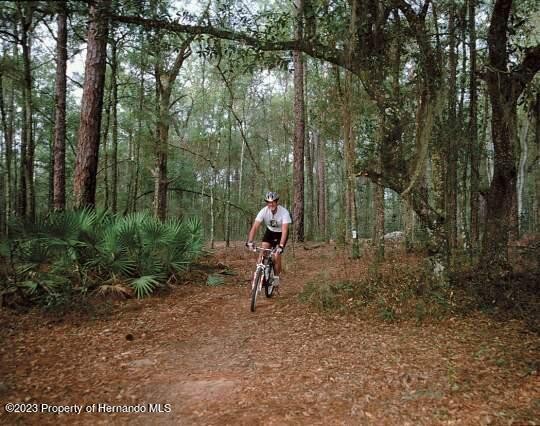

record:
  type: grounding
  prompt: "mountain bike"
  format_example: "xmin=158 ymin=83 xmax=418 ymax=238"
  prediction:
xmin=249 ymin=246 xmax=276 ymax=312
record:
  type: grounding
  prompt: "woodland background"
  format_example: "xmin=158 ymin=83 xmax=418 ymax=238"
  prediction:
xmin=0 ymin=0 xmax=539 ymax=308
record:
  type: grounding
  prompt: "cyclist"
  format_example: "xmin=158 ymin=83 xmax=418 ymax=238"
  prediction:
xmin=246 ymin=191 xmax=292 ymax=287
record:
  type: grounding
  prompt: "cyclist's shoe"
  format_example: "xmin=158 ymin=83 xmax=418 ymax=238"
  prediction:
xmin=273 ymin=276 xmax=280 ymax=287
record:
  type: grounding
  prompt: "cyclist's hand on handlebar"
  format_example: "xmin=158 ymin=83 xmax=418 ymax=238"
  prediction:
xmin=246 ymin=241 xmax=255 ymax=251
xmin=276 ymin=245 xmax=284 ymax=255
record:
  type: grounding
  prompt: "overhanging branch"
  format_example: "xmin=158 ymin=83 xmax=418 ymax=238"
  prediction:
xmin=111 ymin=14 xmax=349 ymax=72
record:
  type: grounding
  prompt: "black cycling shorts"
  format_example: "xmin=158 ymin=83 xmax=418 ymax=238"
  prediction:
xmin=262 ymin=228 xmax=287 ymax=249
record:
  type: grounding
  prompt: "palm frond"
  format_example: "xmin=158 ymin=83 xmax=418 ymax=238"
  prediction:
xmin=20 ymin=280 xmax=39 ymax=294
xmin=141 ymin=216 xmax=173 ymax=248
xmin=206 ymin=274 xmax=225 ymax=286
xmin=95 ymin=282 xmax=132 ymax=298
xmin=130 ymin=275 xmax=161 ymax=298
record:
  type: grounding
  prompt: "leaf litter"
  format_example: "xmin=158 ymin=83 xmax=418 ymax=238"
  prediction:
xmin=0 ymin=242 xmax=538 ymax=425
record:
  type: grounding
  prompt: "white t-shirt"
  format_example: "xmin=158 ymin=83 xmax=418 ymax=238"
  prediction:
xmin=255 ymin=205 xmax=292 ymax=233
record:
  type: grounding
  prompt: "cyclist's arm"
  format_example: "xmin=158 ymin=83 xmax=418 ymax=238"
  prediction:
xmin=247 ymin=220 xmax=262 ymax=242
xmin=280 ymin=223 xmax=289 ymax=247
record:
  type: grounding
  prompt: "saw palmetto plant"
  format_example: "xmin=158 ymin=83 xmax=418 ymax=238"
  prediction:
xmin=1 ymin=209 xmax=203 ymax=306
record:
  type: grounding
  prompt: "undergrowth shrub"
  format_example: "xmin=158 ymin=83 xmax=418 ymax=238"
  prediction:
xmin=299 ymin=259 xmax=455 ymax=321
xmin=451 ymin=267 xmax=540 ymax=332
xmin=0 ymin=209 xmax=203 ymax=308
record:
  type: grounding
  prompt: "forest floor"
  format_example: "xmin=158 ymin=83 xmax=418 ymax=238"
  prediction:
xmin=0 ymin=242 xmax=539 ymax=425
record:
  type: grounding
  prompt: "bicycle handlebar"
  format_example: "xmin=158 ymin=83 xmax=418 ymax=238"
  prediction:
xmin=248 ymin=245 xmax=276 ymax=254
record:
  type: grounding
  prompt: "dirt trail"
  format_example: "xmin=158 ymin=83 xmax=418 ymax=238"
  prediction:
xmin=1 ymin=243 xmax=538 ymax=425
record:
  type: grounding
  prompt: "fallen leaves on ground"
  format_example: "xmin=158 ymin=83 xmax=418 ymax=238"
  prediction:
xmin=0 ymin=242 xmax=538 ymax=425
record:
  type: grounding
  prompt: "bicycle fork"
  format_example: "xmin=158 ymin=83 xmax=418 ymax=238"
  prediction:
xmin=252 ymin=264 xmax=264 ymax=291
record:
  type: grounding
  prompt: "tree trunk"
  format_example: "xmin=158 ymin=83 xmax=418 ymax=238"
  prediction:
xmin=373 ymin=180 xmax=385 ymax=260
xmin=482 ymin=100 xmax=517 ymax=266
xmin=101 ymin=79 xmax=112 ymax=210
xmin=0 ymin=73 xmax=12 ymax=235
xmin=48 ymin=130 xmax=54 ymax=211
xmin=373 ymin=112 xmax=386 ymax=261
xmin=124 ymin=129 xmax=134 ymax=214
xmin=225 ymin=109 xmax=232 ymax=247
xmin=152 ymin=38 xmax=192 ymax=221
xmin=517 ymin=111 xmax=530 ymax=232
xmin=111 ymin=38 xmax=119 ymax=214
xmin=305 ymin=129 xmax=314 ymax=239
xmin=292 ymin=0 xmax=305 ymax=243
xmin=446 ymin=0 xmax=458 ymax=253
xmin=315 ymin=131 xmax=327 ymax=240
xmin=403 ymin=199 xmax=415 ymax=252
xmin=73 ymin=0 xmax=111 ymax=209
xmin=481 ymin=0 xmax=540 ymax=268
xmin=153 ymin=79 xmax=169 ymax=221
xmin=17 ymin=3 xmax=35 ymax=220
xmin=53 ymin=2 xmax=67 ymax=211
xmin=132 ymin=62 xmax=146 ymax=213
xmin=0 ymin=161 xmax=4 ymax=236
xmin=535 ymin=95 xmax=540 ymax=232
xmin=210 ymin=174 xmax=215 ymax=249
xmin=22 ymin=5 xmax=35 ymax=221
xmin=341 ymin=71 xmax=359 ymax=257
xmin=292 ymin=48 xmax=305 ymax=243
xmin=469 ymin=0 xmax=480 ymax=251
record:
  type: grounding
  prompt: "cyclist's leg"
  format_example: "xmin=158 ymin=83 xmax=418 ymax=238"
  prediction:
xmin=274 ymin=251 xmax=282 ymax=275
xmin=268 ymin=231 xmax=284 ymax=277
xmin=273 ymin=231 xmax=286 ymax=276
xmin=260 ymin=241 xmax=271 ymax=259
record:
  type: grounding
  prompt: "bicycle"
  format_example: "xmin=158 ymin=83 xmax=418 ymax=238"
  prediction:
xmin=249 ymin=246 xmax=277 ymax=312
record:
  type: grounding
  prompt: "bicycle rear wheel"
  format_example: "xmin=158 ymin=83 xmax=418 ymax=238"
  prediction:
xmin=250 ymin=269 xmax=263 ymax=312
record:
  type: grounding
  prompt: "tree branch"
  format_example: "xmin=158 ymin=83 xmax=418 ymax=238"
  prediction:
xmin=512 ymin=45 xmax=540 ymax=95
xmin=111 ymin=14 xmax=348 ymax=71
xmin=136 ymin=187 xmax=254 ymax=216
xmin=215 ymin=60 xmax=270 ymax=187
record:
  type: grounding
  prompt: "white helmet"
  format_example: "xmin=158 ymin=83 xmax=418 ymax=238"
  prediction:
xmin=264 ymin=191 xmax=279 ymax=202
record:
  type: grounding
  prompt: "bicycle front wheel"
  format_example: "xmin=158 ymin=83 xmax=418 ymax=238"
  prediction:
xmin=250 ymin=269 xmax=263 ymax=312
xmin=264 ymin=267 xmax=275 ymax=298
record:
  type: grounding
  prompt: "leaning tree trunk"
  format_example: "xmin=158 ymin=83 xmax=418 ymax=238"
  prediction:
xmin=153 ymin=39 xmax=192 ymax=221
xmin=73 ymin=0 xmax=111 ymax=209
xmin=53 ymin=1 xmax=67 ymax=211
